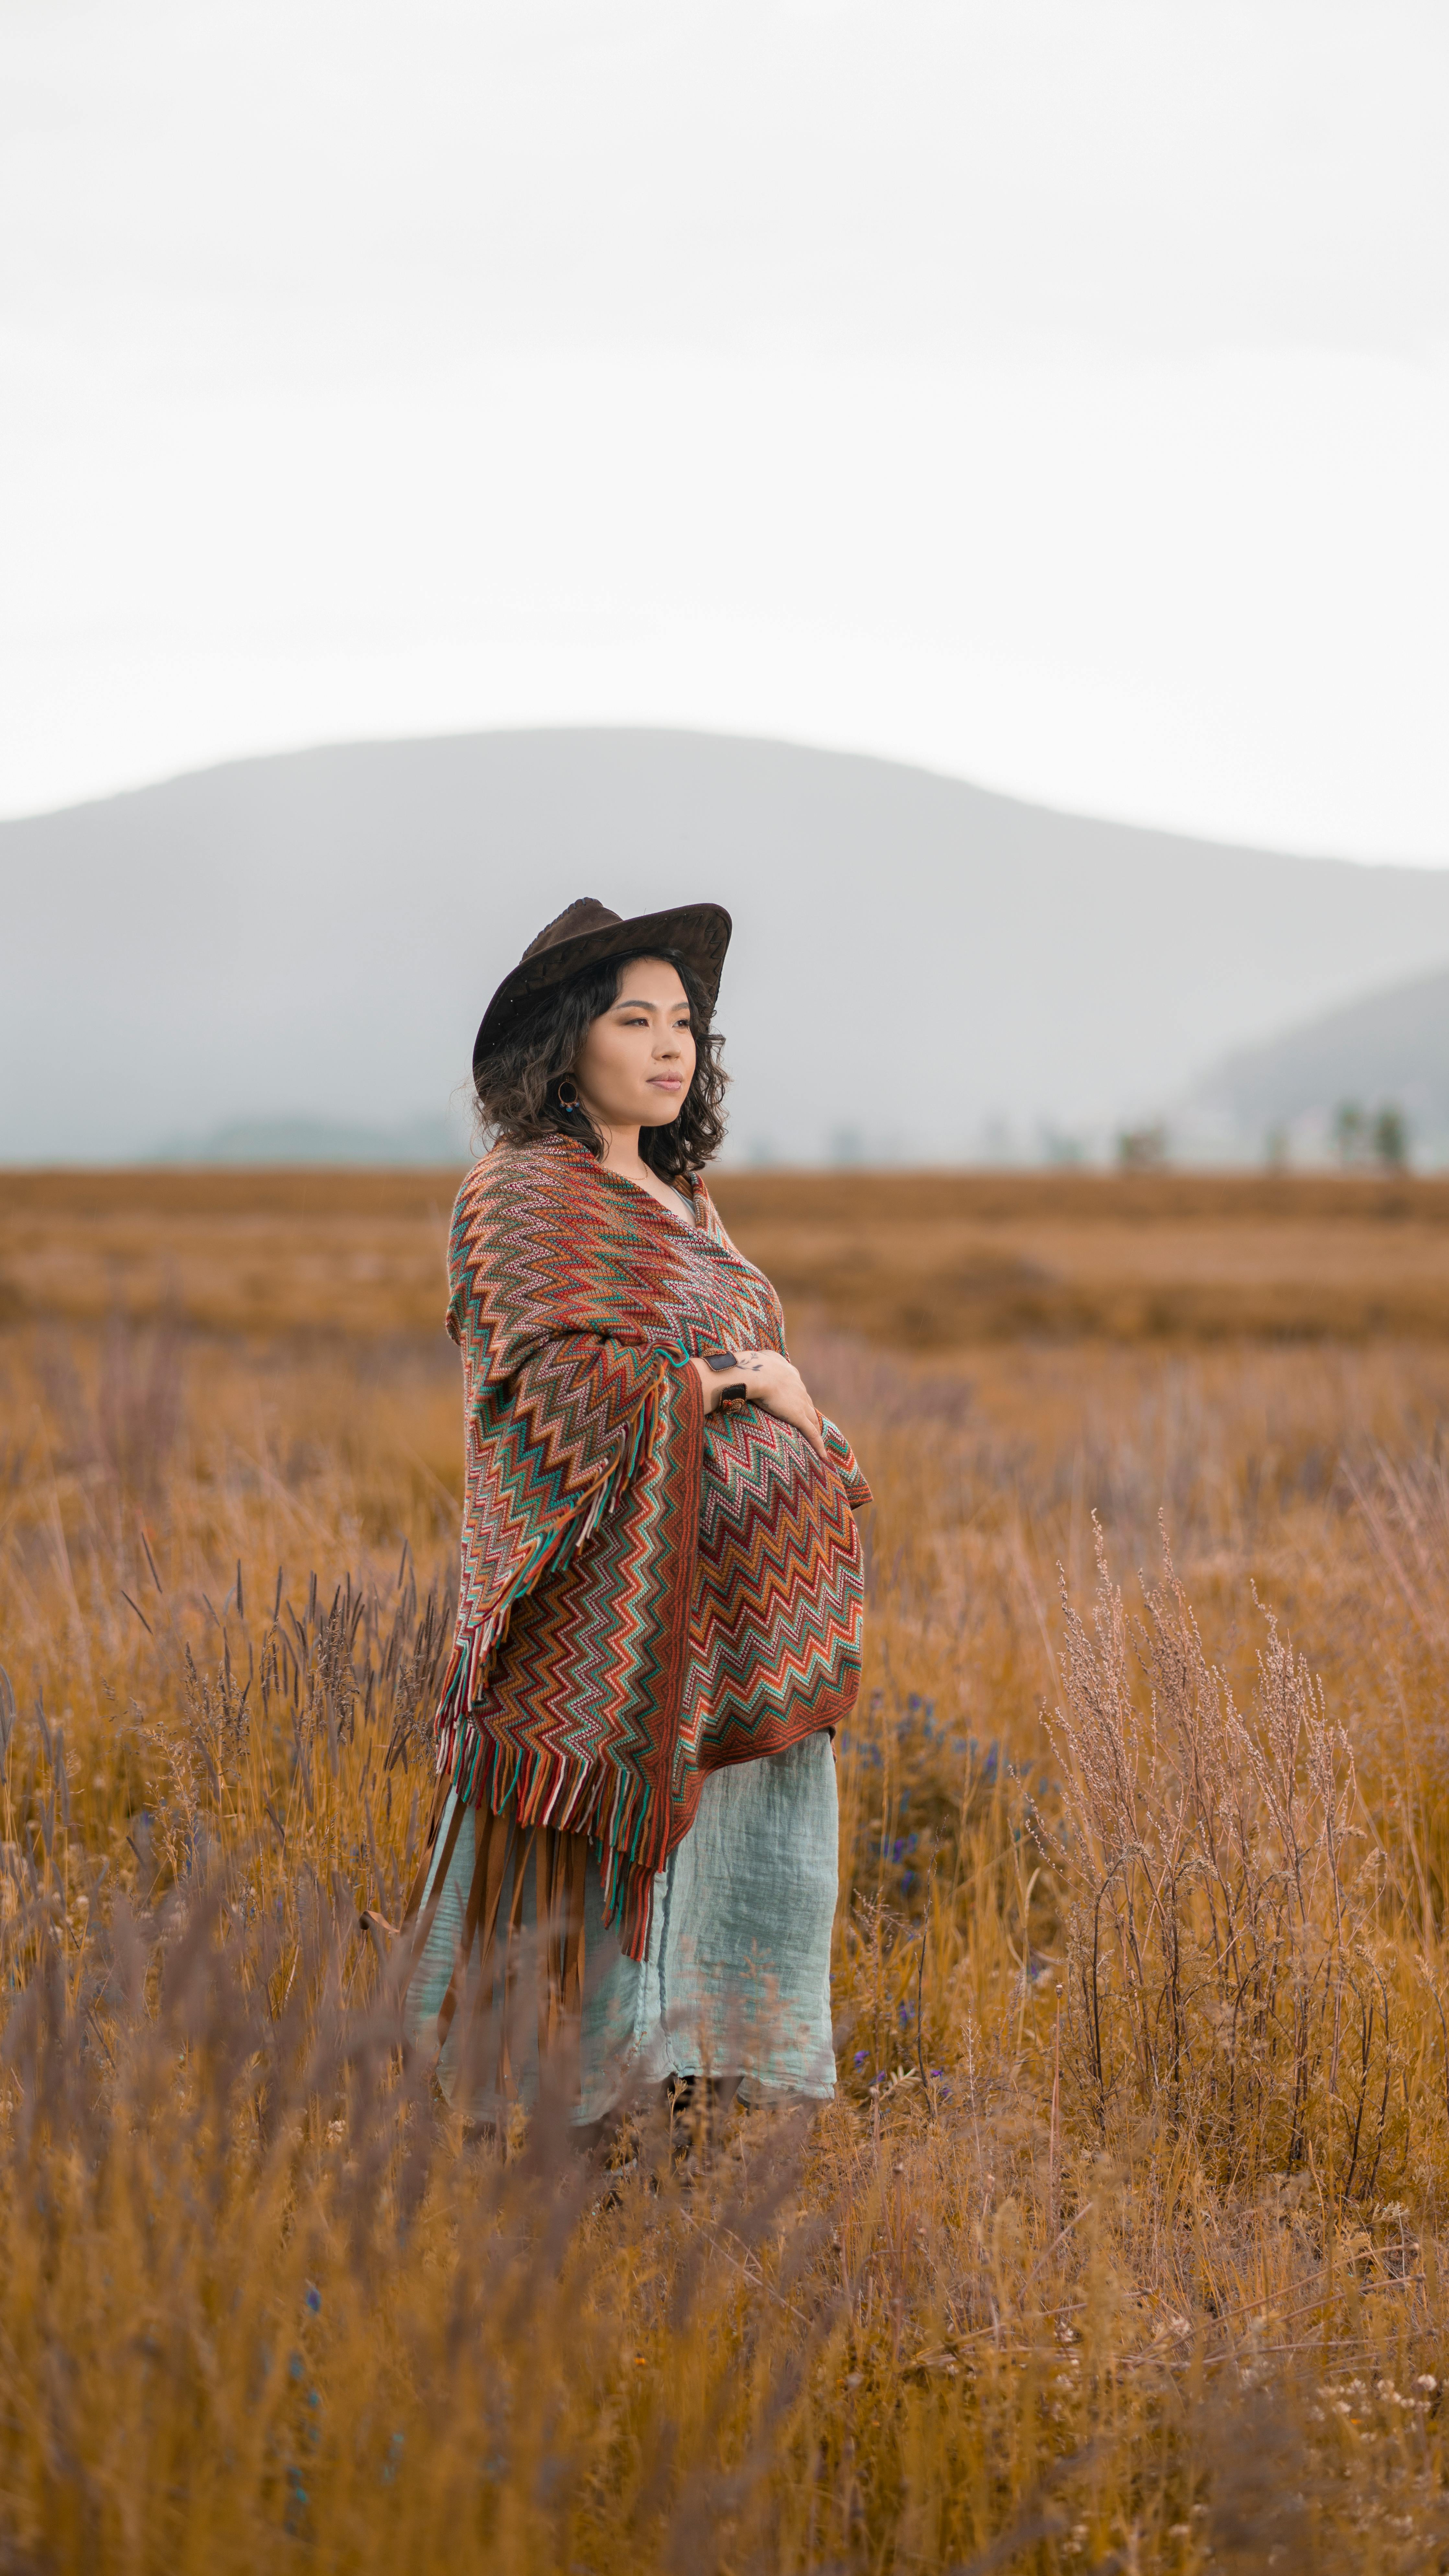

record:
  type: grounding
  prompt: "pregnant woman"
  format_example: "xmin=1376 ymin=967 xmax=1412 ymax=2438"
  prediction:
xmin=403 ymin=898 xmax=870 ymax=2138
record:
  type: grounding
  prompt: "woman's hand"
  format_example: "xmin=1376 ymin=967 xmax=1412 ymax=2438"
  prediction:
xmin=691 ymin=1349 xmax=827 ymax=1463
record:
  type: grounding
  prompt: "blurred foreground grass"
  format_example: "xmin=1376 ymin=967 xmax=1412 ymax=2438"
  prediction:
xmin=4 ymin=1175 xmax=1449 ymax=2568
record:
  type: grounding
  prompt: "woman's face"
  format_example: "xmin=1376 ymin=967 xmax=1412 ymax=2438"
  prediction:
xmin=572 ymin=957 xmax=697 ymax=1134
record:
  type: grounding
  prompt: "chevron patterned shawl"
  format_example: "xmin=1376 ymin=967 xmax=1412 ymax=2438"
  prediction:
xmin=434 ymin=1135 xmax=871 ymax=1958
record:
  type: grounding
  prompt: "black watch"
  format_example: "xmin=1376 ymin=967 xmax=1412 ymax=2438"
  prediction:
xmin=701 ymin=1349 xmax=748 ymax=1404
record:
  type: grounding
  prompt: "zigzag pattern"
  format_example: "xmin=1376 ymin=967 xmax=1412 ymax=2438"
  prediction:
xmin=434 ymin=1135 xmax=871 ymax=1957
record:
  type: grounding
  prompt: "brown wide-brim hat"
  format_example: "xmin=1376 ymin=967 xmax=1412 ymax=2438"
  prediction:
xmin=472 ymin=897 xmax=732 ymax=1077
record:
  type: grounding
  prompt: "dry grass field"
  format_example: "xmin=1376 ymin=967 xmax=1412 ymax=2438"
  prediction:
xmin=6 ymin=1165 xmax=1449 ymax=1344
xmin=4 ymin=1165 xmax=1449 ymax=2571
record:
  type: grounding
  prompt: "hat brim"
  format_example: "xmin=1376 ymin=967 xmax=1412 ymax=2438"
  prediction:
xmin=472 ymin=901 xmax=732 ymax=1077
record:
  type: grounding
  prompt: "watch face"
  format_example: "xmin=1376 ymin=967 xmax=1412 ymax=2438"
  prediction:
xmin=703 ymin=1349 xmax=740 ymax=1373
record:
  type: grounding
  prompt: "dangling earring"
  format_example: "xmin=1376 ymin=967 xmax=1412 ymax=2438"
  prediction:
xmin=556 ymin=1078 xmax=580 ymax=1115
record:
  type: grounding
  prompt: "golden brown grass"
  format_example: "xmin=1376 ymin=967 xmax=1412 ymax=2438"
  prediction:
xmin=715 ymin=1169 xmax=1449 ymax=1348
xmin=5 ymin=1174 xmax=1449 ymax=2570
xmin=6 ymin=1165 xmax=1449 ymax=1343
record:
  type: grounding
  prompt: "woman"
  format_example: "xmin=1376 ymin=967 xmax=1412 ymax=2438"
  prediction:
xmin=403 ymin=896 xmax=870 ymax=2134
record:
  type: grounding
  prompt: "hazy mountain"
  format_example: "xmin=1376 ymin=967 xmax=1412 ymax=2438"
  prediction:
xmin=4 ymin=728 xmax=1449 ymax=1166
xmin=1181 ymin=963 xmax=1449 ymax=1162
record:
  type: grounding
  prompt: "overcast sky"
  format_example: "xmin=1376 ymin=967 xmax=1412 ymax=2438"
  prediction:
xmin=4 ymin=0 xmax=1447 ymax=857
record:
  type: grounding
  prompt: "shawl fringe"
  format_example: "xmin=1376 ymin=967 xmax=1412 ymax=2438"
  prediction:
xmin=431 ymin=1719 xmax=662 ymax=1959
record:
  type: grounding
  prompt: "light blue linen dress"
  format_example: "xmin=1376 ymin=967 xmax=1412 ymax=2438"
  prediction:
xmin=405 ymin=1731 xmax=839 ymax=2124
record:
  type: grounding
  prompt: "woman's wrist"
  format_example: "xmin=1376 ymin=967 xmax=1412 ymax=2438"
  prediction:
xmin=692 ymin=1351 xmax=747 ymax=1415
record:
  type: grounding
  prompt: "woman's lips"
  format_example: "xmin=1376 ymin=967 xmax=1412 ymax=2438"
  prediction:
xmin=649 ymin=1076 xmax=683 ymax=1090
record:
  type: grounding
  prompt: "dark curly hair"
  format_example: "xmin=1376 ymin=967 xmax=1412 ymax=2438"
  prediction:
xmin=473 ymin=947 xmax=728 ymax=1182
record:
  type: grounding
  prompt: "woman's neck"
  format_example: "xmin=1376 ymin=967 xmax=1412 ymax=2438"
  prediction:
xmin=587 ymin=1121 xmax=691 ymax=1219
xmin=596 ymin=1123 xmax=639 ymax=1175
xmin=593 ymin=1122 xmax=646 ymax=1183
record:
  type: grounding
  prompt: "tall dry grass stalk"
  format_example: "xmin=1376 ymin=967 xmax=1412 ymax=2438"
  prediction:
xmin=1048 ymin=1527 xmax=1397 ymax=2195
xmin=4 ymin=1304 xmax=1449 ymax=2569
